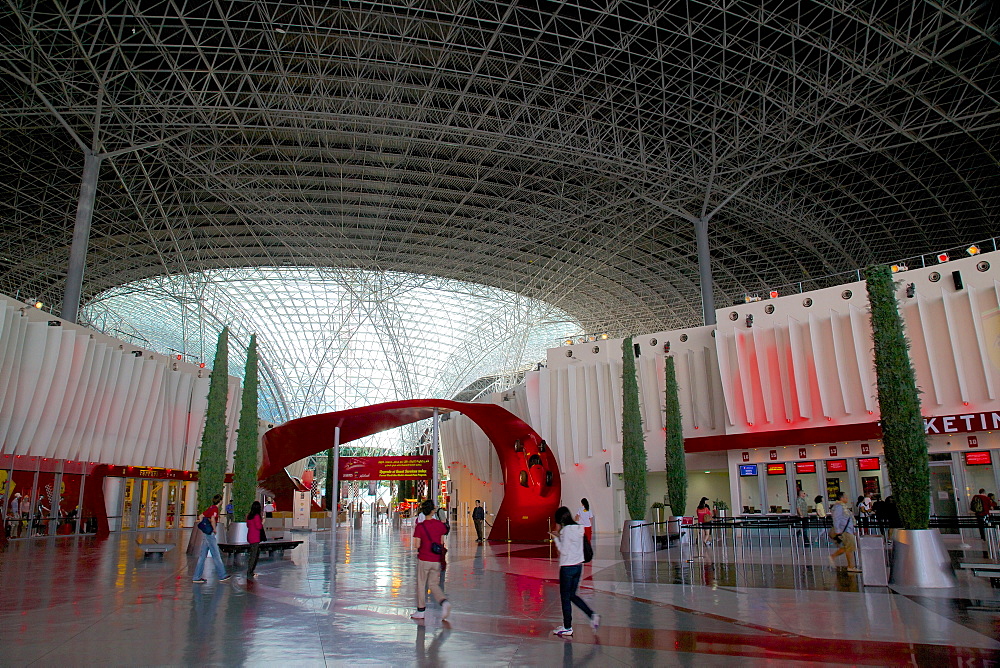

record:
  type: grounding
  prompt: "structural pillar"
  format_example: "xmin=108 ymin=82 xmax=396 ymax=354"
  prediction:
xmin=61 ymin=149 xmax=102 ymax=323
xmin=694 ymin=217 xmax=716 ymax=326
xmin=332 ymin=425 xmax=340 ymax=522
xmin=431 ymin=409 xmax=440 ymax=510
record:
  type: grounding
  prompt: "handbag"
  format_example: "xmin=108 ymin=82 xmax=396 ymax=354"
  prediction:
xmin=259 ymin=525 xmax=268 ymax=542
xmin=197 ymin=517 xmax=213 ymax=535
xmin=583 ymin=535 xmax=594 ymax=563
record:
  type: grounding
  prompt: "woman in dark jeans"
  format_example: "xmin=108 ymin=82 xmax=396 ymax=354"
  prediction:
xmin=549 ymin=506 xmax=600 ymax=637
xmin=246 ymin=501 xmax=264 ymax=579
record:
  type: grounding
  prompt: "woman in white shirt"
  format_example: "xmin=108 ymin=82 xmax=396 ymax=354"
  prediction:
xmin=574 ymin=498 xmax=594 ymax=542
xmin=550 ymin=506 xmax=600 ymax=637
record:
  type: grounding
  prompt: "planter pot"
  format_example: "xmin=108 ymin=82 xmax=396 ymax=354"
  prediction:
xmin=889 ymin=528 xmax=957 ymax=588
xmin=651 ymin=507 xmax=666 ymax=525
xmin=715 ymin=509 xmax=728 ymax=519
xmin=227 ymin=521 xmax=248 ymax=544
xmin=620 ymin=520 xmax=655 ymax=553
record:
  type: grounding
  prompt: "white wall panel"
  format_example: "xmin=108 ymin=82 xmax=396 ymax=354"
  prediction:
xmin=968 ymin=285 xmax=996 ymax=400
xmin=787 ymin=316 xmax=812 ymax=419
xmin=567 ymin=364 xmax=582 ymax=464
xmin=751 ymin=326 xmax=774 ymax=424
xmin=915 ymin=294 xmax=943 ymax=405
xmin=941 ymin=290 xmax=970 ymax=403
xmin=6 ymin=321 xmax=47 ymax=453
xmin=714 ymin=328 xmax=737 ymax=426
xmin=848 ymin=305 xmax=876 ymax=414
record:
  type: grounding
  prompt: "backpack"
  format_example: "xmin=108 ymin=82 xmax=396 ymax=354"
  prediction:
xmin=971 ymin=496 xmax=984 ymax=514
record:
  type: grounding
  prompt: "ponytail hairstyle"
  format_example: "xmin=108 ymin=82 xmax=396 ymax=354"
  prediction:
xmin=697 ymin=497 xmax=710 ymax=510
xmin=580 ymin=498 xmax=590 ymax=511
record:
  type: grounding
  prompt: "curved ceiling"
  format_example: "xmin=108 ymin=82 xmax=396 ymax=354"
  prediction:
xmin=0 ymin=2 xmax=998 ymax=335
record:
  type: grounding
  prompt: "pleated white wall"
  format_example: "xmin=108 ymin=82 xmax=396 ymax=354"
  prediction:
xmin=0 ymin=297 xmax=237 ymax=471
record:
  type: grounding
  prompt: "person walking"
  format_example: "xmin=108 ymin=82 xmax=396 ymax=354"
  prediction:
xmin=411 ymin=500 xmax=451 ymax=621
xmin=829 ymin=492 xmax=860 ymax=573
xmin=575 ymin=498 xmax=594 ymax=543
xmin=970 ymin=488 xmax=995 ymax=542
xmin=550 ymin=506 xmax=600 ymax=637
xmin=472 ymin=500 xmax=485 ymax=542
xmin=245 ymin=501 xmax=264 ymax=579
xmin=696 ymin=497 xmax=714 ymax=548
xmin=192 ymin=494 xmax=230 ymax=583
xmin=795 ymin=489 xmax=809 ymax=546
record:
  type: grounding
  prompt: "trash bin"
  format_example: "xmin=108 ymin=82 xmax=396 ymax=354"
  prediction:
xmin=858 ymin=535 xmax=888 ymax=586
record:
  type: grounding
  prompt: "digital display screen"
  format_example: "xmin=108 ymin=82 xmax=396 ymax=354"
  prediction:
xmin=825 ymin=459 xmax=847 ymax=472
xmin=766 ymin=463 xmax=786 ymax=475
xmin=964 ymin=451 xmax=992 ymax=466
xmin=857 ymin=457 xmax=881 ymax=471
xmin=795 ymin=461 xmax=817 ymax=474
xmin=738 ymin=464 xmax=758 ymax=476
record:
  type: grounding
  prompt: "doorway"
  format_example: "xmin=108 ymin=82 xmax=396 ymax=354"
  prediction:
xmin=929 ymin=462 xmax=958 ymax=534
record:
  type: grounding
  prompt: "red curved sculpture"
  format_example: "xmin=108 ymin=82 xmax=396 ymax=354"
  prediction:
xmin=259 ymin=399 xmax=560 ymax=542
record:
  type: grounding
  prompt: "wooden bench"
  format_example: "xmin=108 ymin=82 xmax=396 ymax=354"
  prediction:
xmin=217 ymin=539 xmax=303 ymax=562
xmin=136 ymin=538 xmax=175 ymax=558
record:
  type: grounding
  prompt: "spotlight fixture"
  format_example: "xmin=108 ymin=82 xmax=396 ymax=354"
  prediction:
xmin=131 ymin=350 xmax=143 ymax=357
xmin=890 ymin=263 xmax=907 ymax=273
xmin=33 ymin=301 xmax=43 ymax=309
xmin=967 ymin=245 xmax=981 ymax=256
xmin=600 ymin=333 xmax=609 ymax=340
xmin=663 ymin=342 xmax=670 ymax=354
xmin=47 ymin=320 xmax=60 ymax=327
xmin=937 ymin=252 xmax=950 ymax=263
xmin=769 ymin=290 xmax=779 ymax=299
xmin=905 ymin=283 xmax=915 ymax=298
xmin=745 ymin=314 xmax=753 ymax=328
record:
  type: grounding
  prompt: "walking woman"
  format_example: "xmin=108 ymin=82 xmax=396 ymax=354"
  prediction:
xmin=192 ymin=494 xmax=230 ymax=583
xmin=574 ymin=498 xmax=594 ymax=542
xmin=696 ymin=497 xmax=714 ymax=547
xmin=246 ymin=501 xmax=264 ymax=579
xmin=550 ymin=506 xmax=600 ymax=637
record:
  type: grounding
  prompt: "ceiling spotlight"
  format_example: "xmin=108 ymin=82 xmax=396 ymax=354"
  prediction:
xmin=905 ymin=283 xmax=915 ymax=298
xmin=769 ymin=290 xmax=779 ymax=299
xmin=564 ymin=339 xmax=573 ymax=345
xmin=745 ymin=314 xmax=754 ymax=328
xmin=600 ymin=333 xmax=608 ymax=340
xmin=891 ymin=264 xmax=907 ymax=273
xmin=33 ymin=301 xmax=43 ymax=309
xmin=967 ymin=245 xmax=981 ymax=256
xmin=937 ymin=252 xmax=950 ymax=263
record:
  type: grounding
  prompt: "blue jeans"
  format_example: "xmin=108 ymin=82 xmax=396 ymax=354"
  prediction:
xmin=559 ymin=564 xmax=593 ymax=629
xmin=193 ymin=532 xmax=226 ymax=580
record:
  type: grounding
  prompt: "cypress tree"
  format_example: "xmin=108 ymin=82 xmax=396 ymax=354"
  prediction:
xmin=231 ymin=334 xmax=259 ymax=520
xmin=196 ymin=327 xmax=230 ymax=512
xmin=664 ymin=355 xmax=687 ymax=517
xmin=865 ymin=265 xmax=930 ymax=529
xmin=622 ymin=337 xmax=648 ymax=520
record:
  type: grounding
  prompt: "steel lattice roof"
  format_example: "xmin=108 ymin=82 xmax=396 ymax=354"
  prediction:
xmin=1 ymin=1 xmax=998 ymax=334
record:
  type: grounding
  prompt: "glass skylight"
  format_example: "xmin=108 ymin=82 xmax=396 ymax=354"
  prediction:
xmin=81 ymin=267 xmax=579 ymax=431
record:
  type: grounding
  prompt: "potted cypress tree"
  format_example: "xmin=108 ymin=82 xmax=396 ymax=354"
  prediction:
xmin=866 ymin=265 xmax=955 ymax=587
xmin=620 ymin=337 xmax=653 ymax=553
xmin=187 ymin=327 xmax=230 ymax=554
xmin=664 ymin=355 xmax=687 ymax=537
xmin=228 ymin=334 xmax=259 ymax=544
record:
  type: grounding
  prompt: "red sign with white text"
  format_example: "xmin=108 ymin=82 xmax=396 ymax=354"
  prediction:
xmin=829 ymin=446 xmax=838 ymax=457
xmin=857 ymin=457 xmax=881 ymax=471
xmin=826 ymin=459 xmax=847 ymax=472
xmin=338 ymin=456 xmax=433 ymax=480
xmin=766 ymin=463 xmax=786 ymax=475
xmin=968 ymin=436 xmax=979 ymax=448
xmin=964 ymin=451 xmax=992 ymax=466
xmin=795 ymin=461 xmax=816 ymax=474
xmin=798 ymin=448 xmax=807 ymax=459
xmin=769 ymin=450 xmax=778 ymax=460
xmin=861 ymin=443 xmax=870 ymax=455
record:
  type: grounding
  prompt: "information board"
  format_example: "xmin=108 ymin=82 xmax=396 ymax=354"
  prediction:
xmin=738 ymin=464 xmax=758 ymax=476
xmin=339 ymin=456 xmax=434 ymax=480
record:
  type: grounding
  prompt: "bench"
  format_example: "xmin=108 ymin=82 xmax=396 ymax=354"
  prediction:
xmin=217 ymin=539 xmax=303 ymax=562
xmin=136 ymin=538 xmax=175 ymax=558
xmin=959 ymin=561 xmax=1000 ymax=587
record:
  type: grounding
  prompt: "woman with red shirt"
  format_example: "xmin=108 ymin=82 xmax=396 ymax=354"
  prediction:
xmin=696 ymin=497 xmax=714 ymax=548
xmin=246 ymin=501 xmax=264 ymax=579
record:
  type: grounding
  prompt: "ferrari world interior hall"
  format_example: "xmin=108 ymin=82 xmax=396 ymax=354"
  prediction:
xmin=1 ymin=3 xmax=999 ymax=666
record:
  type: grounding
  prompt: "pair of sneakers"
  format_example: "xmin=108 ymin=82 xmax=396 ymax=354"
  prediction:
xmin=411 ymin=601 xmax=452 ymax=621
xmin=192 ymin=574 xmax=231 ymax=583
xmin=552 ymin=614 xmax=601 ymax=637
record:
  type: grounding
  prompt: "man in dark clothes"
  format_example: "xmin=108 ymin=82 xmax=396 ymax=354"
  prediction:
xmin=472 ymin=500 xmax=485 ymax=542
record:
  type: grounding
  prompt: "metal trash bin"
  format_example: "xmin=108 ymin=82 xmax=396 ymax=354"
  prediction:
xmin=858 ymin=535 xmax=888 ymax=586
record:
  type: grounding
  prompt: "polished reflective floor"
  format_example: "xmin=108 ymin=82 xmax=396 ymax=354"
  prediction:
xmin=1 ymin=521 xmax=998 ymax=666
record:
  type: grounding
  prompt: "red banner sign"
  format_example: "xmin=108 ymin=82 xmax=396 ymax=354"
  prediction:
xmin=338 ymin=456 xmax=433 ymax=481
xmin=826 ymin=459 xmax=847 ymax=472
xmin=964 ymin=451 xmax=992 ymax=466
xmin=857 ymin=457 xmax=881 ymax=471
xmin=795 ymin=461 xmax=816 ymax=474
xmin=766 ymin=463 xmax=786 ymax=475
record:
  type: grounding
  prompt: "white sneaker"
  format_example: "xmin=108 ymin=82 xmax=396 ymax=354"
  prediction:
xmin=411 ymin=610 xmax=426 ymax=619
xmin=590 ymin=614 xmax=601 ymax=631
xmin=441 ymin=601 xmax=452 ymax=620
xmin=553 ymin=626 xmax=573 ymax=637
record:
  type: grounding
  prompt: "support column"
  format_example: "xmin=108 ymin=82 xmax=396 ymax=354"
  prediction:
xmin=332 ymin=426 xmax=340 ymax=522
xmin=61 ymin=149 xmax=102 ymax=323
xmin=694 ymin=217 xmax=716 ymax=326
xmin=431 ymin=409 xmax=440 ymax=510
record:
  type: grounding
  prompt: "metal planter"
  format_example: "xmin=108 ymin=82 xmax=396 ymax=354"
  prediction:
xmin=889 ymin=528 xmax=957 ymax=588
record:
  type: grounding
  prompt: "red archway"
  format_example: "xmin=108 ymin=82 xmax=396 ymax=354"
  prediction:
xmin=259 ymin=399 xmax=560 ymax=542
